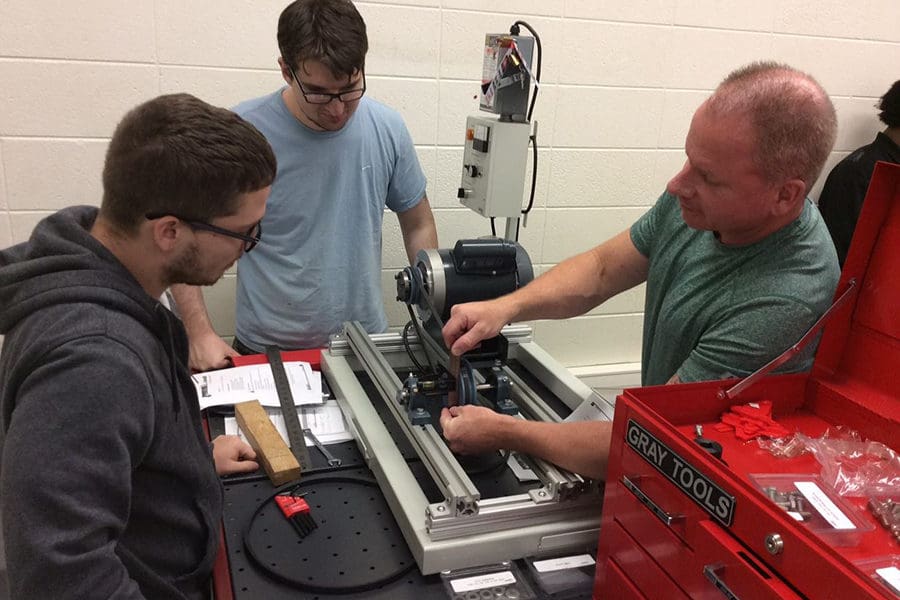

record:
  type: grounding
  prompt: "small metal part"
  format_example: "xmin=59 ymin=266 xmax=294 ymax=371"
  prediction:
xmin=765 ymin=533 xmax=784 ymax=555
xmin=303 ymin=428 xmax=342 ymax=467
xmin=695 ymin=424 xmax=703 ymax=438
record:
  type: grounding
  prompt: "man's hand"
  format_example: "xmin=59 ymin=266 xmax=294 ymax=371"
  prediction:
xmin=439 ymin=405 xmax=514 ymax=454
xmin=441 ymin=300 xmax=511 ymax=356
xmin=211 ymin=435 xmax=259 ymax=476
xmin=189 ymin=330 xmax=240 ymax=372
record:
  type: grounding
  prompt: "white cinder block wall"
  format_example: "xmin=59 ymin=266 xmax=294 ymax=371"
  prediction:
xmin=1 ymin=1 xmax=898 ymax=375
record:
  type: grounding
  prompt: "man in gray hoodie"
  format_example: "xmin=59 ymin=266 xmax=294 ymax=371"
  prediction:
xmin=0 ymin=94 xmax=277 ymax=599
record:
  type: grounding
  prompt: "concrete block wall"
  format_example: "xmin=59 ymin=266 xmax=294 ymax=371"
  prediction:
xmin=1 ymin=0 xmax=898 ymax=370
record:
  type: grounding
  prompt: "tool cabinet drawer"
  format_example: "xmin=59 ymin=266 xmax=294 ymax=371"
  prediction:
xmin=597 ymin=519 xmax=689 ymax=600
xmin=595 ymin=558 xmax=647 ymax=600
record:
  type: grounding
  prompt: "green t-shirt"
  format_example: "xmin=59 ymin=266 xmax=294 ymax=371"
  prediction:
xmin=630 ymin=192 xmax=839 ymax=386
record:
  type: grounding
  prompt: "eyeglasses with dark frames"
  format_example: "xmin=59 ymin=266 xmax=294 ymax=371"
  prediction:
xmin=288 ymin=65 xmax=366 ymax=105
xmin=145 ymin=213 xmax=262 ymax=252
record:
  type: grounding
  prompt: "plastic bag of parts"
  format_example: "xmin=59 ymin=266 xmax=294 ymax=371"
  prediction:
xmin=761 ymin=428 xmax=900 ymax=497
xmin=757 ymin=434 xmax=810 ymax=458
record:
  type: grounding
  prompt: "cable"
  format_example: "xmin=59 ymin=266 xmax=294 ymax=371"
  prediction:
xmin=509 ymin=20 xmax=542 ymax=123
xmin=515 ymin=129 xmax=539 ymax=242
xmin=401 ymin=320 xmax=427 ymax=373
xmin=522 ymin=129 xmax=538 ymax=215
xmin=242 ymin=477 xmax=416 ymax=594
xmin=508 ymin=20 xmax=542 ymax=241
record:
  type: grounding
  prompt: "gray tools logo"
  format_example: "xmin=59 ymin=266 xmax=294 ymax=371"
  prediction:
xmin=626 ymin=419 xmax=735 ymax=526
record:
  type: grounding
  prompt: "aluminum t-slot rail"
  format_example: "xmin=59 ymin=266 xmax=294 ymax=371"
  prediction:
xmin=341 ymin=321 xmax=480 ymax=516
xmin=501 ymin=366 xmax=591 ymax=502
xmin=322 ymin=321 xmax=604 ymax=574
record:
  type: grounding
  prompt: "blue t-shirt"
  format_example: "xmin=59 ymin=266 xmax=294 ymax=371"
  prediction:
xmin=233 ymin=91 xmax=426 ymax=350
xmin=631 ymin=192 xmax=839 ymax=386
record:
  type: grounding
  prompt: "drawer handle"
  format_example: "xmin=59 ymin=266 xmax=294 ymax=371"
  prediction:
xmin=703 ymin=563 xmax=741 ymax=600
xmin=621 ymin=475 xmax=685 ymax=527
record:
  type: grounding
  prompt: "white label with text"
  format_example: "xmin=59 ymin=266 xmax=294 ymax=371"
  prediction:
xmin=450 ymin=571 xmax=516 ymax=593
xmin=794 ymin=481 xmax=854 ymax=529
xmin=533 ymin=554 xmax=596 ymax=573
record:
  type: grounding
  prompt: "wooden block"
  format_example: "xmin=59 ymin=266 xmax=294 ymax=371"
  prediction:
xmin=234 ymin=400 xmax=301 ymax=486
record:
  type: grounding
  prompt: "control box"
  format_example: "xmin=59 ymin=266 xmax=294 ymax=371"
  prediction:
xmin=458 ymin=116 xmax=530 ymax=219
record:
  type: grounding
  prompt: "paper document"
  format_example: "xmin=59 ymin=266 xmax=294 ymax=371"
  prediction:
xmin=193 ymin=362 xmax=324 ymax=410
xmin=225 ymin=400 xmax=352 ymax=446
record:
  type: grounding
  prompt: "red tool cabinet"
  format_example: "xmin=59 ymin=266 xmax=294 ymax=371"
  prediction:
xmin=594 ymin=162 xmax=900 ymax=599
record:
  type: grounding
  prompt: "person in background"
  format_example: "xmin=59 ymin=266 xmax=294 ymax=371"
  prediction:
xmin=0 ymin=93 xmax=275 ymax=599
xmin=439 ymin=62 xmax=840 ymax=480
xmin=818 ymin=79 xmax=900 ymax=266
xmin=173 ymin=0 xmax=438 ymax=370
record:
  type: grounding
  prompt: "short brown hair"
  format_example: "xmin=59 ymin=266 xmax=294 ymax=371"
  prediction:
xmin=708 ymin=61 xmax=837 ymax=194
xmin=877 ymin=80 xmax=900 ymax=128
xmin=101 ymin=93 xmax=276 ymax=233
xmin=278 ymin=0 xmax=368 ymax=78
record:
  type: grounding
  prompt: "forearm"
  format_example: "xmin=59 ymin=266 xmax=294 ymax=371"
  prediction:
xmin=500 ymin=418 xmax=613 ymax=480
xmin=404 ymin=224 xmax=437 ymax=264
xmin=170 ymin=284 xmax=215 ymax=336
xmin=501 ymin=248 xmax=610 ymax=323
xmin=399 ymin=197 xmax=438 ymax=264
xmin=503 ymin=230 xmax=646 ymax=323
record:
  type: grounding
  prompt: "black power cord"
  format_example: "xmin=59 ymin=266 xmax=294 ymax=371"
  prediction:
xmin=402 ymin=319 xmax=429 ymax=373
xmin=509 ymin=20 xmax=542 ymax=241
xmin=242 ymin=477 xmax=416 ymax=594
xmin=509 ymin=20 xmax=542 ymax=123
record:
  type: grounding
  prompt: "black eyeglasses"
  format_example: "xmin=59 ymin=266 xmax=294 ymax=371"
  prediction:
xmin=146 ymin=213 xmax=262 ymax=252
xmin=288 ymin=66 xmax=366 ymax=104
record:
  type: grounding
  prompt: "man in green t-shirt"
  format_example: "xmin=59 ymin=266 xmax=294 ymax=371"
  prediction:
xmin=438 ymin=61 xmax=840 ymax=480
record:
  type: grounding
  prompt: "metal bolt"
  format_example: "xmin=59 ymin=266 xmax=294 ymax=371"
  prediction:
xmin=436 ymin=504 xmax=445 ymax=512
xmin=538 ymin=490 xmax=546 ymax=498
xmin=765 ymin=533 xmax=784 ymax=555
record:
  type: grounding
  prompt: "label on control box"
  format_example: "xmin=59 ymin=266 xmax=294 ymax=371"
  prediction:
xmin=626 ymin=419 xmax=736 ymax=527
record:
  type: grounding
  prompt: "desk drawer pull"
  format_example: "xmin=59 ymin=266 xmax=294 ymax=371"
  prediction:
xmin=703 ymin=563 xmax=741 ymax=600
xmin=621 ymin=475 xmax=685 ymax=527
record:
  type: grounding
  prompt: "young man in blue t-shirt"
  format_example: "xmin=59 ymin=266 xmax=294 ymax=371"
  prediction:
xmin=174 ymin=0 xmax=438 ymax=370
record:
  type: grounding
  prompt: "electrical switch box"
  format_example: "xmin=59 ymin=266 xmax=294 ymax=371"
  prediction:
xmin=458 ymin=116 xmax=530 ymax=219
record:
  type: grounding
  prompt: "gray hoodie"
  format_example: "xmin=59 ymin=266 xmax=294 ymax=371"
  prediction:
xmin=0 ymin=206 xmax=223 ymax=599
